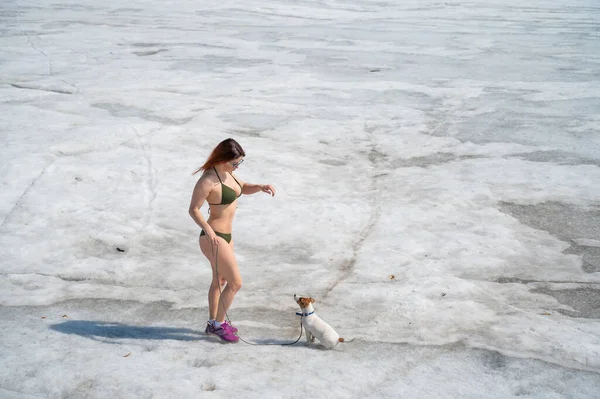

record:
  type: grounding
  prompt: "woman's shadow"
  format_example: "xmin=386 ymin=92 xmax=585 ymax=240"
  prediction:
xmin=50 ymin=320 xmax=208 ymax=343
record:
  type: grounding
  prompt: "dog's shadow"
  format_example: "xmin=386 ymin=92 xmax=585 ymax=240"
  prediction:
xmin=50 ymin=320 xmax=207 ymax=343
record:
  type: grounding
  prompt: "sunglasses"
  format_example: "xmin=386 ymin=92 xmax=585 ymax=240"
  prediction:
xmin=230 ymin=159 xmax=244 ymax=167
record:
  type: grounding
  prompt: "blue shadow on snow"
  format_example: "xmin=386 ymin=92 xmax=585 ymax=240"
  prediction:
xmin=50 ymin=320 xmax=206 ymax=342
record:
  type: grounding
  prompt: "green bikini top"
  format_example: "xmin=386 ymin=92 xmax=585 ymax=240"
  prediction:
xmin=208 ymin=167 xmax=242 ymax=205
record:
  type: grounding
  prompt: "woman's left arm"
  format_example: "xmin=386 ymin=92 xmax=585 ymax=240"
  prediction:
xmin=235 ymin=174 xmax=276 ymax=196
xmin=242 ymin=182 xmax=276 ymax=196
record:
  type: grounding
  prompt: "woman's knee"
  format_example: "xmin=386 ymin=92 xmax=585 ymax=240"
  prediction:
xmin=227 ymin=279 xmax=242 ymax=293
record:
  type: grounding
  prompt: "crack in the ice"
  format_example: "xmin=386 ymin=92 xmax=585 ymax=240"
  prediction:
xmin=0 ymin=272 xmax=193 ymax=291
xmin=495 ymin=278 xmax=600 ymax=285
xmin=0 ymin=158 xmax=55 ymax=230
xmin=322 ymin=127 xmax=382 ymax=298
xmin=131 ymin=125 xmax=157 ymax=228
xmin=10 ymin=83 xmax=74 ymax=95
xmin=24 ymin=33 xmax=53 ymax=76
xmin=15 ymin=17 xmax=79 ymax=93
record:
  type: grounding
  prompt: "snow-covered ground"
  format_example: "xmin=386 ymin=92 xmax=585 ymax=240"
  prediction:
xmin=1 ymin=0 xmax=599 ymax=397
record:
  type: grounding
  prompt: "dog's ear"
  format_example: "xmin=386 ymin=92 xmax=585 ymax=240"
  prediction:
xmin=310 ymin=298 xmax=315 ymax=303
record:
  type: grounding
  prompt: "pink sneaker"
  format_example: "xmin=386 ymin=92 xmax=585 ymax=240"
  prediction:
xmin=222 ymin=321 xmax=238 ymax=333
xmin=205 ymin=322 xmax=238 ymax=343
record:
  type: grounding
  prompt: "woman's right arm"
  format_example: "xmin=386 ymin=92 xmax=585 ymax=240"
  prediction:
xmin=189 ymin=176 xmax=220 ymax=246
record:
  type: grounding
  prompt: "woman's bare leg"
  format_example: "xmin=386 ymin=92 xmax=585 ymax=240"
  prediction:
xmin=200 ymin=235 xmax=224 ymax=320
xmin=200 ymin=236 xmax=242 ymax=322
xmin=208 ymin=272 xmax=226 ymax=321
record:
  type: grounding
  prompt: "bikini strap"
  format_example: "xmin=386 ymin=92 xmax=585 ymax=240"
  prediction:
xmin=213 ymin=167 xmax=223 ymax=183
xmin=230 ymin=173 xmax=242 ymax=188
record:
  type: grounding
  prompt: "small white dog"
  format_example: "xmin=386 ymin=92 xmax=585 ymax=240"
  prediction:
xmin=294 ymin=294 xmax=345 ymax=349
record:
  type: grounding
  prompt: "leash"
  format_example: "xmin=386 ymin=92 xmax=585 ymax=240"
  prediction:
xmin=213 ymin=244 xmax=304 ymax=346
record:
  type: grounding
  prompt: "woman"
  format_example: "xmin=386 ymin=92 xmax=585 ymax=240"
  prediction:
xmin=189 ymin=138 xmax=276 ymax=343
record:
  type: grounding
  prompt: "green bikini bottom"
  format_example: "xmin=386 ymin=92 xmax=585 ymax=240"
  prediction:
xmin=200 ymin=230 xmax=232 ymax=244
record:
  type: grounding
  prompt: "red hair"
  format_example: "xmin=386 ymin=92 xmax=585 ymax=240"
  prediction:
xmin=193 ymin=138 xmax=245 ymax=174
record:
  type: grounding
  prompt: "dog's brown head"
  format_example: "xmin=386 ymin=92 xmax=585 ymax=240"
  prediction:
xmin=294 ymin=294 xmax=315 ymax=309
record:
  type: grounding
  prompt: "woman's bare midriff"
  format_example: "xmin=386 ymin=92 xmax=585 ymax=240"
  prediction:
xmin=205 ymin=203 xmax=238 ymax=233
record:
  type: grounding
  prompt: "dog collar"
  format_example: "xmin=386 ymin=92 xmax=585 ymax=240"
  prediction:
xmin=296 ymin=311 xmax=314 ymax=317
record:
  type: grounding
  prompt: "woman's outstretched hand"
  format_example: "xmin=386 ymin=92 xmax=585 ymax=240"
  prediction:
xmin=261 ymin=184 xmax=276 ymax=196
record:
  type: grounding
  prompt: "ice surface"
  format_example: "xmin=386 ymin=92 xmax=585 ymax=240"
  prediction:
xmin=1 ymin=0 xmax=600 ymax=397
